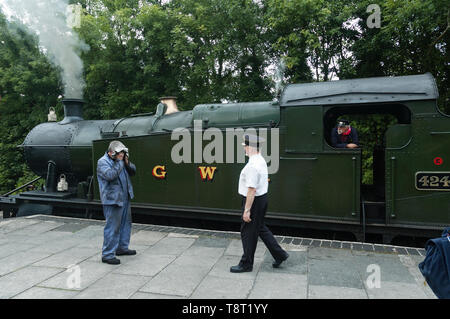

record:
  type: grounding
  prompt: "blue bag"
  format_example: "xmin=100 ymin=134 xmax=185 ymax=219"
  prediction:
xmin=418 ymin=227 xmax=450 ymax=299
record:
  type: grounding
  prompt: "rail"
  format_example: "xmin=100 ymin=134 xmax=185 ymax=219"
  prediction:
xmin=1 ymin=176 xmax=42 ymax=197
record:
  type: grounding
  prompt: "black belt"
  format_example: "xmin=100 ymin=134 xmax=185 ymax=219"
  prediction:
xmin=241 ymin=193 xmax=267 ymax=200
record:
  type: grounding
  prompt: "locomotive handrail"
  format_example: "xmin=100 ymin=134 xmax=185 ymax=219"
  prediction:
xmin=430 ymin=131 xmax=450 ymax=135
xmin=361 ymin=197 xmax=367 ymax=242
xmin=1 ymin=176 xmax=42 ymax=197
xmin=17 ymin=145 xmax=92 ymax=149
xmin=352 ymin=156 xmax=358 ymax=217
xmin=279 ymin=157 xmax=317 ymax=160
xmin=390 ymin=157 xmax=396 ymax=219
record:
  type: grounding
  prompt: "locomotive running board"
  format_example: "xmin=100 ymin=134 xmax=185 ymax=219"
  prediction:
xmin=18 ymin=190 xmax=74 ymax=199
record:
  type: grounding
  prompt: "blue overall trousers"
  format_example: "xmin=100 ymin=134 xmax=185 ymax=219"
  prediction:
xmin=102 ymin=167 xmax=132 ymax=260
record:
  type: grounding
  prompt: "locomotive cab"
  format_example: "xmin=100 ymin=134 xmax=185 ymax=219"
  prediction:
xmin=323 ymin=103 xmax=412 ymax=223
xmin=278 ymin=73 xmax=448 ymax=241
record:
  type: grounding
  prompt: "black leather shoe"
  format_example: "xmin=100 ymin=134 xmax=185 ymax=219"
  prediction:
xmin=102 ymin=257 xmax=120 ymax=265
xmin=116 ymin=249 xmax=136 ymax=256
xmin=273 ymin=253 xmax=289 ymax=268
xmin=230 ymin=265 xmax=253 ymax=273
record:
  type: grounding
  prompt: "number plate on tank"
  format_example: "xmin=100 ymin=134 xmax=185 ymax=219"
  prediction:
xmin=415 ymin=172 xmax=450 ymax=191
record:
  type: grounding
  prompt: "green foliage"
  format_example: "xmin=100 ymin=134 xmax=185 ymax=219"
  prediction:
xmin=351 ymin=0 xmax=449 ymax=113
xmin=0 ymin=13 xmax=62 ymax=193
xmin=348 ymin=114 xmax=397 ymax=184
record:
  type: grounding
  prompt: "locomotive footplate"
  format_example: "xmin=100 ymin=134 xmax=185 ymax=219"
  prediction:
xmin=18 ymin=190 xmax=74 ymax=199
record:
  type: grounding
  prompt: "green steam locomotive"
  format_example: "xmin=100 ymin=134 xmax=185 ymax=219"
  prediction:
xmin=1 ymin=73 xmax=449 ymax=243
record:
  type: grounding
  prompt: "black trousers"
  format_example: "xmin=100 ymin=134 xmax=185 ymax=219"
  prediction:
xmin=239 ymin=193 xmax=287 ymax=267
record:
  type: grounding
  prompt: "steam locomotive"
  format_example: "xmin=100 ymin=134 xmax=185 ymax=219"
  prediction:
xmin=1 ymin=73 xmax=449 ymax=243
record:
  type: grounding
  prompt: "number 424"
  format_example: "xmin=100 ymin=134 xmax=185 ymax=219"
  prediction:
xmin=419 ymin=175 xmax=450 ymax=187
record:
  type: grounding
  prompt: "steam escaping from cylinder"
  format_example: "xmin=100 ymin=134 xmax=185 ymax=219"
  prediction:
xmin=0 ymin=0 xmax=89 ymax=99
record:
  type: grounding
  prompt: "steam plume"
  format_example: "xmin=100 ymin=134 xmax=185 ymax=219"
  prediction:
xmin=1 ymin=0 xmax=89 ymax=99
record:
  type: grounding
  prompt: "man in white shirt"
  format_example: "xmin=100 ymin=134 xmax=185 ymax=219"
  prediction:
xmin=230 ymin=134 xmax=289 ymax=273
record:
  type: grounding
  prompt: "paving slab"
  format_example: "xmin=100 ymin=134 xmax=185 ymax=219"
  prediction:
xmin=208 ymin=255 xmax=264 ymax=280
xmin=224 ymin=238 xmax=267 ymax=258
xmin=27 ymin=235 xmax=80 ymax=254
xmin=33 ymin=246 xmax=98 ymax=268
xmin=51 ymin=223 xmax=89 ymax=233
xmin=364 ymin=281 xmax=430 ymax=299
xmin=193 ymin=236 xmax=231 ymax=248
xmin=13 ymin=287 xmax=79 ymax=299
xmin=0 ymin=266 xmax=64 ymax=299
xmin=352 ymin=253 xmax=417 ymax=284
xmin=182 ymin=244 xmax=226 ymax=259
xmin=130 ymin=230 xmax=168 ymax=246
xmin=71 ymin=225 xmax=105 ymax=239
xmin=145 ymin=236 xmax=196 ymax=256
xmin=5 ymin=231 xmax=70 ymax=246
xmin=73 ymin=273 xmax=151 ymax=299
xmin=249 ymin=272 xmax=308 ymax=299
xmin=0 ymin=242 xmax=37 ymax=259
xmin=191 ymin=275 xmax=254 ymax=299
xmin=0 ymin=215 xmax=437 ymax=299
xmin=139 ymin=260 xmax=215 ymax=297
xmin=308 ymin=285 xmax=367 ymax=299
xmin=75 ymin=235 xmax=104 ymax=249
xmin=0 ymin=218 xmax=41 ymax=234
xmin=0 ymin=250 xmax=52 ymax=276
xmin=307 ymin=254 xmax=363 ymax=288
xmin=167 ymin=232 xmax=199 ymax=239
xmin=6 ymin=221 xmax=63 ymax=236
xmin=39 ymin=260 xmax=115 ymax=291
xmin=130 ymin=291 xmax=186 ymax=299
xmin=398 ymin=255 xmax=437 ymax=299
xmin=259 ymin=250 xmax=307 ymax=275
xmin=307 ymin=247 xmax=367 ymax=288
xmin=113 ymin=254 xmax=176 ymax=277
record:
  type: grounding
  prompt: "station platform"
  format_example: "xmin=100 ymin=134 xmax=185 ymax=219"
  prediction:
xmin=0 ymin=214 xmax=436 ymax=299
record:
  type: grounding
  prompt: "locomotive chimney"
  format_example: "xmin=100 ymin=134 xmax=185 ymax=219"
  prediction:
xmin=60 ymin=98 xmax=84 ymax=124
xmin=160 ymin=96 xmax=179 ymax=114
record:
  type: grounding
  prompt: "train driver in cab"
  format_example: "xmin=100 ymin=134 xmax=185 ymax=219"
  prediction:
xmin=331 ymin=119 xmax=359 ymax=149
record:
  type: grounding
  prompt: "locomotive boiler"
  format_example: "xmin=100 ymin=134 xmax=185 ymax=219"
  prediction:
xmin=2 ymin=73 xmax=449 ymax=244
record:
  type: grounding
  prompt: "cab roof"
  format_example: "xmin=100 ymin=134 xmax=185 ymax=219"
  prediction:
xmin=279 ymin=73 xmax=438 ymax=107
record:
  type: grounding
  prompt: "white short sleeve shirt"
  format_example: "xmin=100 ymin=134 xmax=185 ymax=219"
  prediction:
xmin=238 ymin=153 xmax=269 ymax=196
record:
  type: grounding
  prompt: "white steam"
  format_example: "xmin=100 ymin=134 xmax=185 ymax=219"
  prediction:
xmin=1 ymin=0 xmax=89 ymax=99
xmin=274 ymin=58 xmax=286 ymax=97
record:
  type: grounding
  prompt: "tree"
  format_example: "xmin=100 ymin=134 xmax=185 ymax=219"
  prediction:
xmin=0 ymin=13 xmax=61 ymax=192
xmin=265 ymin=0 xmax=358 ymax=82
xmin=352 ymin=0 xmax=449 ymax=113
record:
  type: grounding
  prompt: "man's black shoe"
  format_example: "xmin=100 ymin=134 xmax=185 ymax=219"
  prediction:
xmin=273 ymin=253 xmax=289 ymax=268
xmin=230 ymin=265 xmax=253 ymax=273
xmin=102 ymin=257 xmax=120 ymax=265
xmin=116 ymin=249 xmax=136 ymax=256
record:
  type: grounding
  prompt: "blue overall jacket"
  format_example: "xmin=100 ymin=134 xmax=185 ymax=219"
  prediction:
xmin=419 ymin=227 xmax=450 ymax=299
xmin=97 ymin=152 xmax=136 ymax=207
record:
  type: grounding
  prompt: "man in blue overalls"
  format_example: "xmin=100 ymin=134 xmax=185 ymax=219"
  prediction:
xmin=97 ymin=141 xmax=136 ymax=265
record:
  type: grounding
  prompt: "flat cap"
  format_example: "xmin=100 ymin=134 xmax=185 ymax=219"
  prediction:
xmin=242 ymin=134 xmax=266 ymax=147
xmin=337 ymin=119 xmax=350 ymax=126
xmin=109 ymin=140 xmax=129 ymax=155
